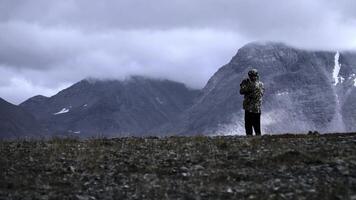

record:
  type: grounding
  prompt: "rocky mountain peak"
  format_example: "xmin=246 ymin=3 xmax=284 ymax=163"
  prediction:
xmin=163 ymin=41 xmax=356 ymax=135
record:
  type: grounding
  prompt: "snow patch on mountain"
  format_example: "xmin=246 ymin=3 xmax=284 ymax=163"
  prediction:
xmin=53 ymin=108 xmax=69 ymax=115
xmin=156 ymin=97 xmax=164 ymax=104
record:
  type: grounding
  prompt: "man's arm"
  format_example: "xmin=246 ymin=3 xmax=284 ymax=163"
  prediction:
xmin=259 ymin=82 xmax=265 ymax=96
xmin=239 ymin=79 xmax=251 ymax=95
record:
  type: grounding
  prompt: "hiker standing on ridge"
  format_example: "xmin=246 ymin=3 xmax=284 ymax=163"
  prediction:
xmin=240 ymin=69 xmax=265 ymax=136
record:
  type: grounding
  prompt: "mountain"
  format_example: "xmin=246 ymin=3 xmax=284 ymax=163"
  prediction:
xmin=20 ymin=76 xmax=200 ymax=137
xmin=161 ymin=42 xmax=356 ymax=135
xmin=13 ymin=42 xmax=356 ymax=137
xmin=0 ymin=98 xmax=44 ymax=139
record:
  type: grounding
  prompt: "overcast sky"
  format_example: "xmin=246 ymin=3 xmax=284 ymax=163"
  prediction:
xmin=1 ymin=0 xmax=356 ymax=104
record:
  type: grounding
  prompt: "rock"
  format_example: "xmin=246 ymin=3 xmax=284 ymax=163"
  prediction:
xmin=226 ymin=187 xmax=233 ymax=193
xmin=68 ymin=166 xmax=75 ymax=173
xmin=192 ymin=165 xmax=205 ymax=171
xmin=308 ymin=131 xmax=320 ymax=135
xmin=75 ymin=195 xmax=95 ymax=200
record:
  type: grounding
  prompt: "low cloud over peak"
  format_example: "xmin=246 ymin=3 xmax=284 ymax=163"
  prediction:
xmin=1 ymin=0 xmax=356 ymax=104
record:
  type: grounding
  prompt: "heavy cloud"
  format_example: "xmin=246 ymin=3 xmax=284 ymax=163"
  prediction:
xmin=0 ymin=0 xmax=356 ymax=104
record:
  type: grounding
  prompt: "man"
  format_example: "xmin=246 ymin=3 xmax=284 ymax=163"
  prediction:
xmin=239 ymin=69 xmax=264 ymax=136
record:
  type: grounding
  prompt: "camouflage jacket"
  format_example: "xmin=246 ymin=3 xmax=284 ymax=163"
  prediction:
xmin=239 ymin=78 xmax=264 ymax=113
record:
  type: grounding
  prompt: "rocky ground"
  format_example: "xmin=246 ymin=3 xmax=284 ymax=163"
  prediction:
xmin=1 ymin=133 xmax=356 ymax=200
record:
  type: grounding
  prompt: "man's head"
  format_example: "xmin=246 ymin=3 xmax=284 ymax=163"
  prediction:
xmin=248 ymin=69 xmax=259 ymax=81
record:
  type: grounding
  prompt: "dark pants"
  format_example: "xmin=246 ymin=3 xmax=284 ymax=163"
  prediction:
xmin=245 ymin=111 xmax=261 ymax=136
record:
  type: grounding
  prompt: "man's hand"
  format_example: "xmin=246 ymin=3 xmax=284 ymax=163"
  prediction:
xmin=240 ymin=78 xmax=251 ymax=95
xmin=240 ymin=78 xmax=250 ymax=86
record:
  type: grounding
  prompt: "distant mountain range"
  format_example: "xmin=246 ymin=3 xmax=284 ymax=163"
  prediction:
xmin=19 ymin=76 xmax=200 ymax=137
xmin=1 ymin=42 xmax=356 ymax=138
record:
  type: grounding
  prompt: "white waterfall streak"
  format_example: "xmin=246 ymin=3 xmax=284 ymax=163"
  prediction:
xmin=332 ymin=51 xmax=341 ymax=85
xmin=329 ymin=51 xmax=346 ymax=132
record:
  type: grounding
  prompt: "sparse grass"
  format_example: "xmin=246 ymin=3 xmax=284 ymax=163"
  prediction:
xmin=1 ymin=133 xmax=356 ymax=199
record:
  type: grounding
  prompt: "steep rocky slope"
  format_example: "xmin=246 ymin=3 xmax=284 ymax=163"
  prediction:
xmin=163 ymin=42 xmax=356 ymax=135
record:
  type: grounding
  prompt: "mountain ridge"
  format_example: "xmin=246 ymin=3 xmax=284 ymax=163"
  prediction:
xmin=20 ymin=76 xmax=200 ymax=137
xmin=2 ymin=41 xmax=356 ymax=138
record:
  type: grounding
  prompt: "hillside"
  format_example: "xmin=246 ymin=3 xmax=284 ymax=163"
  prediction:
xmin=1 ymin=133 xmax=356 ymax=199
xmin=20 ymin=76 xmax=200 ymax=137
xmin=0 ymin=98 xmax=43 ymax=139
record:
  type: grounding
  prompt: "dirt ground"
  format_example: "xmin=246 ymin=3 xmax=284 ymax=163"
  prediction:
xmin=1 ymin=133 xmax=356 ymax=200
